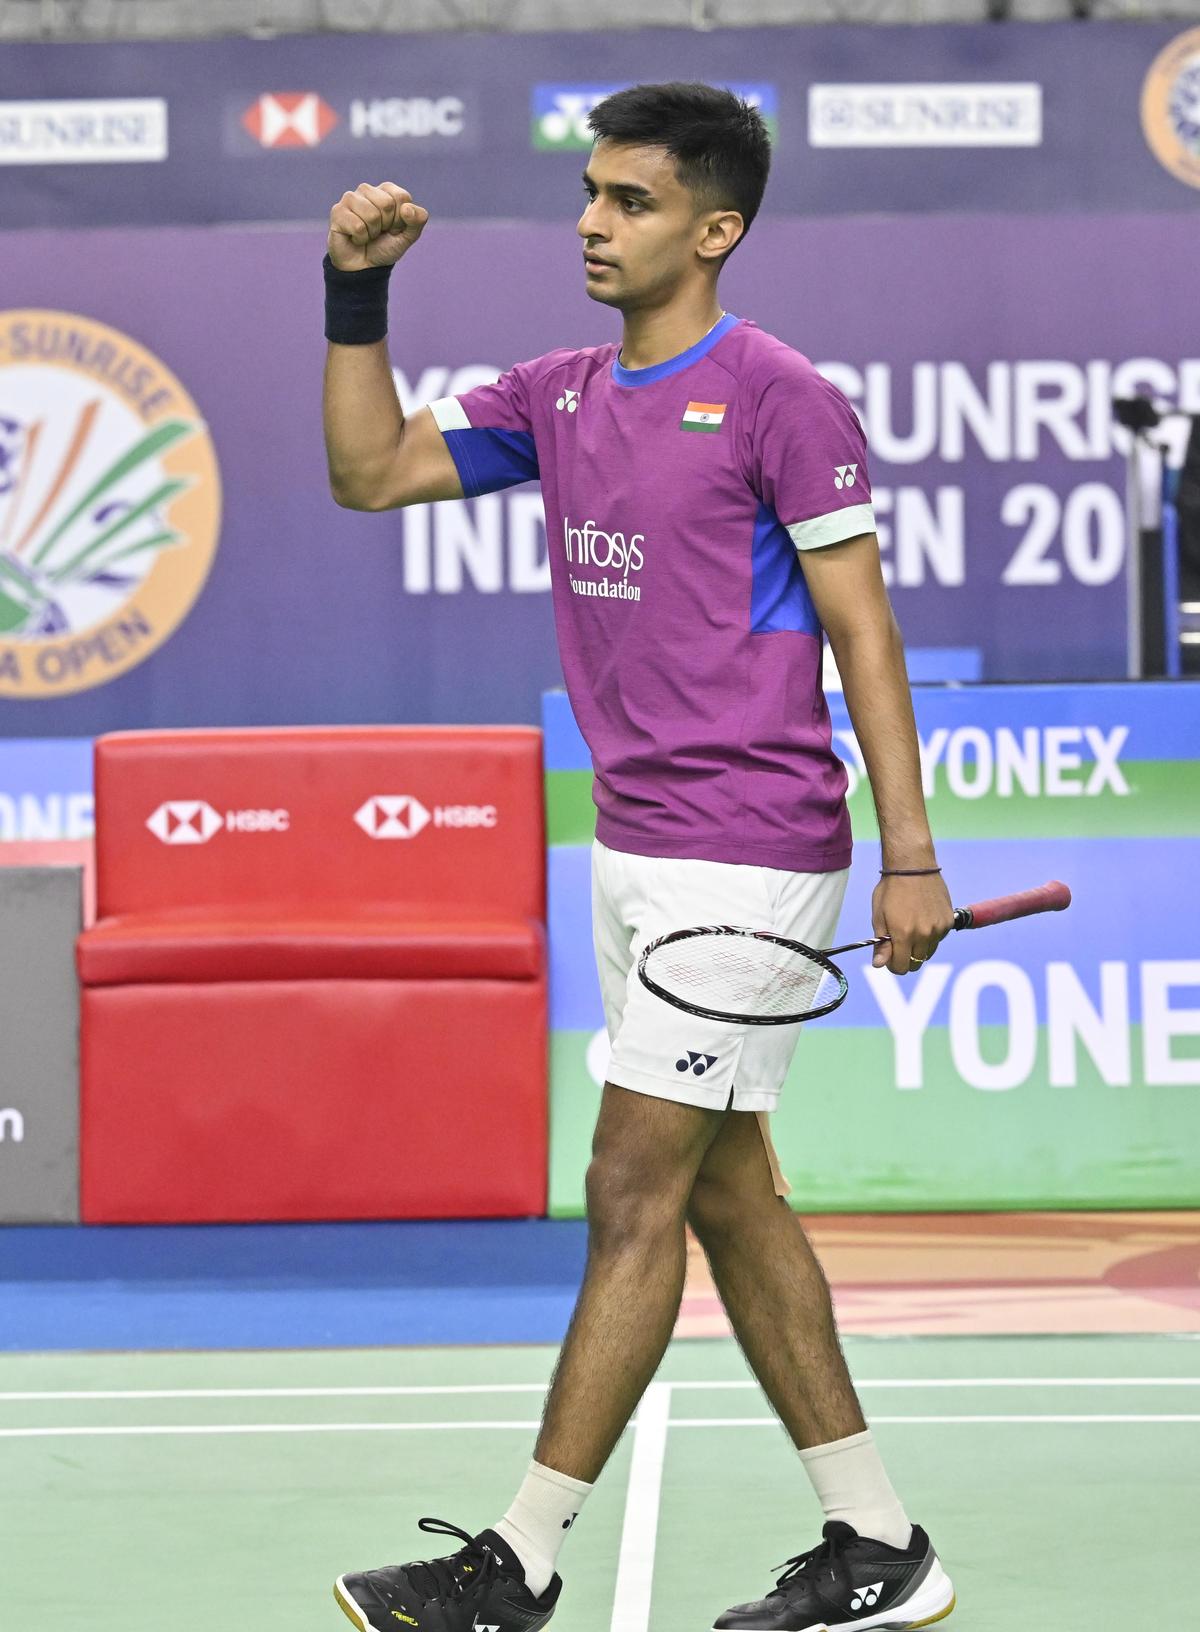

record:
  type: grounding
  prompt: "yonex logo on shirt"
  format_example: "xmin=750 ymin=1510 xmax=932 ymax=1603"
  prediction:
xmin=834 ymin=463 xmax=859 ymax=489
xmin=556 ymin=388 xmax=581 ymax=412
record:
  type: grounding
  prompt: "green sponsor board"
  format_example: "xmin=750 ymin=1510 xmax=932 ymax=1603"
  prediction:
xmin=548 ymin=1025 xmax=1200 ymax=1217
xmin=545 ymin=759 xmax=1200 ymax=848
xmin=544 ymin=684 xmax=1200 ymax=1215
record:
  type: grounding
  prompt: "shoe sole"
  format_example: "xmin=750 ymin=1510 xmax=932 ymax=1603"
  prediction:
xmin=333 ymin=1577 xmax=372 ymax=1632
xmin=333 ymin=1570 xmax=551 ymax=1632
xmin=710 ymin=1560 xmax=956 ymax=1632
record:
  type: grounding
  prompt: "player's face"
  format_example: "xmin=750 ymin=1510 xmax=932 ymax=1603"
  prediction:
xmin=578 ymin=140 xmax=733 ymax=310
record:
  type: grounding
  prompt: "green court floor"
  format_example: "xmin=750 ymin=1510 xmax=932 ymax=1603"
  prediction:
xmin=3 ymin=1334 xmax=1197 ymax=1631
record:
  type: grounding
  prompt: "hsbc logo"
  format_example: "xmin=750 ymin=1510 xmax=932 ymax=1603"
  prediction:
xmin=146 ymin=802 xmax=290 ymax=844
xmin=354 ymin=795 xmax=498 ymax=840
xmin=146 ymin=801 xmax=222 ymax=845
xmin=349 ymin=97 xmax=465 ymax=140
xmin=237 ymin=92 xmax=470 ymax=153
xmin=355 ymin=795 xmax=431 ymax=840
xmin=241 ymin=92 xmax=339 ymax=149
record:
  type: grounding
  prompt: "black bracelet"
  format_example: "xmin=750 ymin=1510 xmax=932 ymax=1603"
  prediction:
xmin=323 ymin=254 xmax=392 ymax=345
xmin=880 ymin=867 xmax=942 ymax=876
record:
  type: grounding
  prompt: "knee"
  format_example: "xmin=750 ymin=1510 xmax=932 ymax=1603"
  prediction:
xmin=686 ymin=1166 xmax=745 ymax=1245
xmin=584 ymin=1147 xmax=687 ymax=1254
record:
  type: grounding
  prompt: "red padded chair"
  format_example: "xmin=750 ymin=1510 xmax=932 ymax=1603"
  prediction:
xmin=77 ymin=727 xmax=547 ymax=1223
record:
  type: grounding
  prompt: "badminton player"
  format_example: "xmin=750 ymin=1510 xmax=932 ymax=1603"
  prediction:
xmin=322 ymin=82 xmax=956 ymax=1632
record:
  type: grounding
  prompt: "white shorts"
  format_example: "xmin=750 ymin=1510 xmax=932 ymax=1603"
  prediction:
xmin=592 ymin=839 xmax=849 ymax=1129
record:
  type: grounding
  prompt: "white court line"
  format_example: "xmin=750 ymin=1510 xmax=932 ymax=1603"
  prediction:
xmin=0 ymin=1384 xmax=550 ymax=1402
xmin=672 ymin=1377 xmax=1200 ymax=1391
xmin=4 ymin=1411 xmax=1200 ymax=1439
xmin=670 ymin=1415 xmax=1200 ymax=1427
xmin=0 ymin=1420 xmax=543 ymax=1439
xmin=2 ymin=1377 xmax=1196 ymax=1402
xmin=610 ymin=1382 xmax=672 ymax=1632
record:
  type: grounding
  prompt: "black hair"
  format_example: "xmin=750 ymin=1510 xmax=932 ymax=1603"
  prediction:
xmin=587 ymin=81 xmax=771 ymax=261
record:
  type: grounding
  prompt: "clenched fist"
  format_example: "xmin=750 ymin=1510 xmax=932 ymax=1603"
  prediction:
xmin=327 ymin=182 xmax=429 ymax=272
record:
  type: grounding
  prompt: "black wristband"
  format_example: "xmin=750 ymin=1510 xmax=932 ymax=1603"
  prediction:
xmin=323 ymin=254 xmax=393 ymax=345
xmin=880 ymin=867 xmax=942 ymax=876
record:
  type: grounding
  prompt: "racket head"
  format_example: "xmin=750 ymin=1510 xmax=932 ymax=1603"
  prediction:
xmin=637 ymin=925 xmax=849 ymax=1026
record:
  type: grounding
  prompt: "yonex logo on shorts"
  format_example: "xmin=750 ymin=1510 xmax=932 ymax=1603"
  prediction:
xmin=834 ymin=463 xmax=858 ymax=489
xmin=676 ymin=1050 xmax=718 ymax=1077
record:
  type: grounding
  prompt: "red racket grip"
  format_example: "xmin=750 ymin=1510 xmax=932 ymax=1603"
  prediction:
xmin=954 ymin=879 xmax=1071 ymax=931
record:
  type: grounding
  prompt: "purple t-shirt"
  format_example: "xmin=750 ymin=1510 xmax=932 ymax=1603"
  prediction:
xmin=429 ymin=314 xmax=874 ymax=872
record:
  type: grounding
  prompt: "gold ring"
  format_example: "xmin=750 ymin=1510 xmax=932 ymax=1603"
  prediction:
xmin=909 ymin=955 xmax=925 ymax=966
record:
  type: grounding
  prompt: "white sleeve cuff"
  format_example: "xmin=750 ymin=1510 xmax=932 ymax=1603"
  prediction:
xmin=786 ymin=503 xmax=875 ymax=551
xmin=427 ymin=396 xmax=471 ymax=431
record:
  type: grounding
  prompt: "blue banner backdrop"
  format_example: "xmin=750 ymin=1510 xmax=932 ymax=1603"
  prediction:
xmin=0 ymin=24 xmax=1196 ymax=225
xmin=0 ymin=209 xmax=1195 ymax=736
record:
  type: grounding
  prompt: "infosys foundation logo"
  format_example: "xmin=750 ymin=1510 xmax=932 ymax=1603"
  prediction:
xmin=564 ymin=515 xmax=645 ymax=605
xmin=0 ymin=310 xmax=221 ymax=698
xmin=562 ymin=516 xmax=644 ymax=576
xmin=354 ymin=795 xmax=498 ymax=839
xmin=564 ymin=515 xmax=646 ymax=607
xmin=146 ymin=802 xmax=289 ymax=844
xmin=1142 ymin=27 xmax=1200 ymax=190
xmin=532 ymin=83 xmax=777 ymax=151
xmin=241 ymin=92 xmax=339 ymax=149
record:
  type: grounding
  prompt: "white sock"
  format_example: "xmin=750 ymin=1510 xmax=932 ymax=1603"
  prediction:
xmin=493 ymin=1459 xmax=593 ymax=1598
xmin=798 ymin=1428 xmax=912 ymax=1550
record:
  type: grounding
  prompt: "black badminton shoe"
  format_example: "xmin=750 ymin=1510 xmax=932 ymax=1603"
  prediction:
xmin=712 ymin=1520 xmax=955 ymax=1632
xmin=334 ymin=1517 xmax=561 ymax=1632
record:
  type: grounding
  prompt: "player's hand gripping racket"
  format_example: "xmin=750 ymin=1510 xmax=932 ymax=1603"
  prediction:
xmin=637 ymin=880 xmax=1071 ymax=1026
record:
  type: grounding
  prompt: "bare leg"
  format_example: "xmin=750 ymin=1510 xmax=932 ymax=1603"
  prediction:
xmin=687 ymin=1111 xmax=866 ymax=1448
xmin=534 ymin=1083 xmax=724 ymax=1482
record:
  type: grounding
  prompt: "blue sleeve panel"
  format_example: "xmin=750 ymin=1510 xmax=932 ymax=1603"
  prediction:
xmin=749 ymin=500 xmax=821 ymax=637
xmin=442 ymin=427 xmax=539 ymax=498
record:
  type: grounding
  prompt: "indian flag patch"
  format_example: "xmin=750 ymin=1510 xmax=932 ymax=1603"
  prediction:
xmin=680 ymin=400 xmax=726 ymax=434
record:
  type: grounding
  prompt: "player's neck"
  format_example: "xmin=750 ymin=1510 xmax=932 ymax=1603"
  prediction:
xmin=617 ymin=294 xmax=727 ymax=372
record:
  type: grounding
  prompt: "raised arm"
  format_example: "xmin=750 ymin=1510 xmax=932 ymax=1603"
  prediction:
xmin=323 ymin=181 xmax=463 ymax=511
xmin=799 ymin=534 xmax=954 ymax=975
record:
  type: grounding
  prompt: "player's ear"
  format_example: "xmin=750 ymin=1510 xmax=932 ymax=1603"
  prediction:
xmin=698 ymin=209 xmax=743 ymax=263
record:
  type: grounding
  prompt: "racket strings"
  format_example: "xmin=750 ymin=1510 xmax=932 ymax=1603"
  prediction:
xmin=648 ymin=939 xmax=839 ymax=1020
